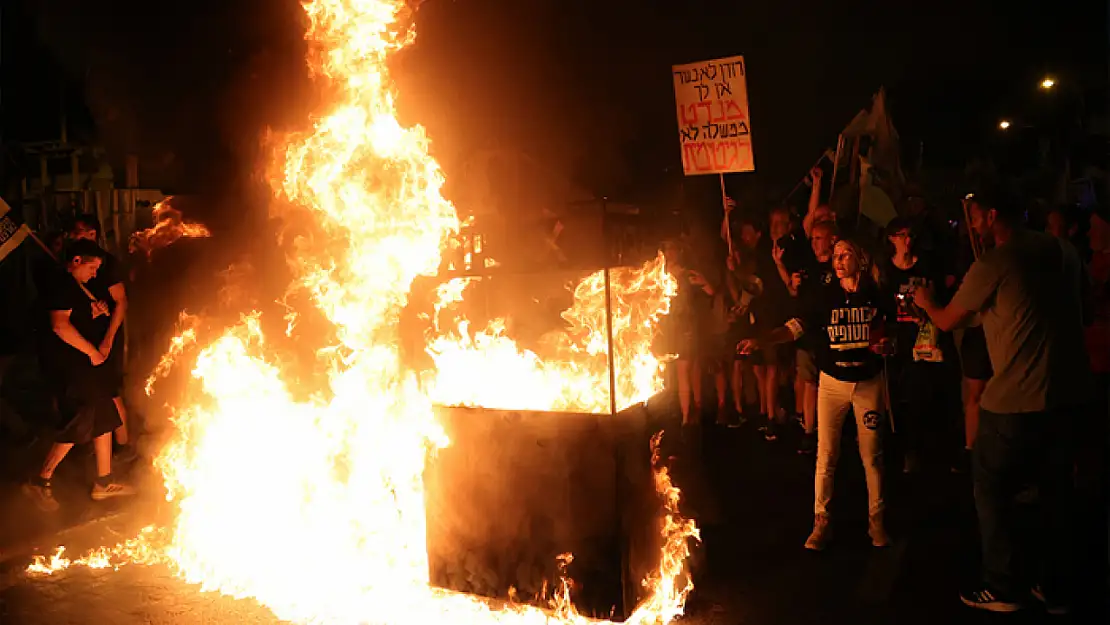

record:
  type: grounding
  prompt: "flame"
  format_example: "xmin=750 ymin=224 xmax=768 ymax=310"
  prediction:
xmin=26 ymin=1 xmax=697 ymax=623
xmin=425 ymin=254 xmax=677 ymax=413
xmin=144 ymin=312 xmax=202 ymax=396
xmin=129 ymin=196 xmax=211 ymax=257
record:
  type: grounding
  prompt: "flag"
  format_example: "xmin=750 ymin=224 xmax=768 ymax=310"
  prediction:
xmin=841 ymin=109 xmax=870 ymax=138
xmin=0 ymin=197 xmax=31 ymax=264
xmin=866 ymin=88 xmax=905 ymax=188
xmin=858 ymin=156 xmax=898 ymax=228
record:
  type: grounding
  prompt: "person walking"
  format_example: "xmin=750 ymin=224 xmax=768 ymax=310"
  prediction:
xmin=914 ymin=190 xmax=1090 ymax=614
xmin=739 ymin=238 xmax=894 ymax=550
xmin=67 ymin=215 xmax=134 ymax=460
xmin=22 ymin=240 xmax=138 ymax=511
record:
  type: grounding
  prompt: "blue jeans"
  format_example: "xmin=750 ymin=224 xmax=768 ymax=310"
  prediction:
xmin=973 ymin=408 xmax=1074 ymax=598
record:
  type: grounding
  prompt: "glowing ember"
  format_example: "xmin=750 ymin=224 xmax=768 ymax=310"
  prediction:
xmin=26 ymin=1 xmax=697 ymax=623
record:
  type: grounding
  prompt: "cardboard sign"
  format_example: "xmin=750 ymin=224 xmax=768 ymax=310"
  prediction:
xmin=0 ymin=197 xmax=30 ymax=263
xmin=672 ymin=55 xmax=755 ymax=175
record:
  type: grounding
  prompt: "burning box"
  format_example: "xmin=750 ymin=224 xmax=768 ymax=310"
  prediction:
xmin=426 ymin=401 xmax=664 ymax=620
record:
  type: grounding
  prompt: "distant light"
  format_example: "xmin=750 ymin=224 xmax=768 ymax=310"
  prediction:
xmin=999 ymin=120 xmax=1012 ymax=130
xmin=1040 ymin=77 xmax=1056 ymax=89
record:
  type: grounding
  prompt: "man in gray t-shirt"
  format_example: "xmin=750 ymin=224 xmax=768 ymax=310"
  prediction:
xmin=914 ymin=190 xmax=1089 ymax=613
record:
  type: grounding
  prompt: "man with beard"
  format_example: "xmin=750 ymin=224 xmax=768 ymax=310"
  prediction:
xmin=914 ymin=189 xmax=1090 ymax=614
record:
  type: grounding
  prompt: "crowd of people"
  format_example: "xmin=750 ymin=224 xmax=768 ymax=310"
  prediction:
xmin=18 ymin=215 xmax=139 ymax=512
xmin=662 ymin=170 xmax=1108 ymax=615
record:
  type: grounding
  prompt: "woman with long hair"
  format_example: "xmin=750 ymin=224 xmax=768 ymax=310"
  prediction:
xmin=739 ymin=239 xmax=894 ymax=550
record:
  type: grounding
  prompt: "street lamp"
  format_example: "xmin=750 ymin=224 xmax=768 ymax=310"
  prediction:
xmin=1040 ymin=77 xmax=1056 ymax=90
xmin=999 ymin=120 xmax=1012 ymax=130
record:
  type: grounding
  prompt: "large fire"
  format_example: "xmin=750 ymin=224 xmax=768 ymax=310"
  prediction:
xmin=26 ymin=1 xmax=697 ymax=623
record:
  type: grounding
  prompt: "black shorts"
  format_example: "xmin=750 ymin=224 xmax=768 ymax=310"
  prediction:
xmin=959 ymin=326 xmax=993 ymax=381
xmin=53 ymin=369 xmax=122 ymax=444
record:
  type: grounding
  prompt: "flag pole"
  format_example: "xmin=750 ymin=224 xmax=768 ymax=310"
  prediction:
xmin=828 ymin=134 xmax=844 ymax=208
xmin=785 ymin=150 xmax=835 ymax=202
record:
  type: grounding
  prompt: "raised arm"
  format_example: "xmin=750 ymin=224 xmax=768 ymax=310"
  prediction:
xmin=802 ymin=167 xmax=822 ymax=238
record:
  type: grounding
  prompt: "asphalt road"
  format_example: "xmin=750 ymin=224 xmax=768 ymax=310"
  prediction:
xmin=0 ymin=413 xmax=1105 ymax=625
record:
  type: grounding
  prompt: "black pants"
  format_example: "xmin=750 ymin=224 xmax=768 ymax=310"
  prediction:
xmin=890 ymin=357 xmax=960 ymax=464
xmin=973 ymin=408 xmax=1074 ymax=598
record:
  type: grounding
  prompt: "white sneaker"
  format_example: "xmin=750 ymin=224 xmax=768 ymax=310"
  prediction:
xmin=91 ymin=482 xmax=137 ymax=501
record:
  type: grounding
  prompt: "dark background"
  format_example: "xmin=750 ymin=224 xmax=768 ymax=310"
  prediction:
xmin=1 ymin=0 xmax=1107 ymax=219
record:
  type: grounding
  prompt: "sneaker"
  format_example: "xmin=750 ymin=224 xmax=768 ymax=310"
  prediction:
xmin=763 ymin=421 xmax=778 ymax=442
xmin=727 ymin=413 xmax=746 ymax=429
xmin=91 ymin=481 xmax=138 ymax=501
xmin=868 ymin=512 xmax=891 ymax=547
xmin=959 ymin=586 xmax=1023 ymax=612
xmin=1031 ymin=585 xmax=1069 ymax=615
xmin=797 ymin=432 xmax=816 ymax=455
xmin=804 ymin=513 xmax=831 ymax=551
xmin=23 ymin=478 xmax=59 ymax=512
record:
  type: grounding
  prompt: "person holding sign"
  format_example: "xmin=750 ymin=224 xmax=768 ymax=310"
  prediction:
xmin=738 ymin=239 xmax=894 ymax=551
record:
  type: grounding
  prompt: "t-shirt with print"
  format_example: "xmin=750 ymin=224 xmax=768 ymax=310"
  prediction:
xmin=792 ymin=278 xmax=892 ymax=382
xmin=951 ymin=229 xmax=1091 ymax=413
xmin=883 ymin=255 xmax=949 ymax=359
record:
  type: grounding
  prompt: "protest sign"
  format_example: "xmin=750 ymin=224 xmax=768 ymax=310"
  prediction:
xmin=0 ymin=197 xmax=30 ymax=264
xmin=672 ymin=55 xmax=754 ymax=175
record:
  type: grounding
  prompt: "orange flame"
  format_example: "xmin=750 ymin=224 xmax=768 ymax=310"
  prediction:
xmin=129 ymin=197 xmax=211 ymax=257
xmin=26 ymin=1 xmax=697 ymax=623
xmin=425 ymin=253 xmax=677 ymax=413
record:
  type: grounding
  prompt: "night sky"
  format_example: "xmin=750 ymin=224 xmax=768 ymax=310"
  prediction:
xmin=2 ymin=0 xmax=1106 ymax=214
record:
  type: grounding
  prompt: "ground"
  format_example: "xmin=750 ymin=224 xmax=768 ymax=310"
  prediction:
xmin=0 ymin=410 xmax=1106 ymax=624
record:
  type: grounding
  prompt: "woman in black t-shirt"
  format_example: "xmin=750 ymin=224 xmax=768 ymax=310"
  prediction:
xmin=882 ymin=219 xmax=961 ymax=473
xmin=739 ymin=239 xmax=894 ymax=551
xmin=22 ymin=241 xmax=137 ymax=512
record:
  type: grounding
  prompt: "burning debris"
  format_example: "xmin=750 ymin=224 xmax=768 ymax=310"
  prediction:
xmin=129 ymin=196 xmax=211 ymax=258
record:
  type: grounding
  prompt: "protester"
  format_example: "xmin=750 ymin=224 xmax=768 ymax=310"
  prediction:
xmin=68 ymin=215 xmax=133 ymax=459
xmin=743 ymin=212 xmax=794 ymax=441
xmin=881 ymin=217 xmax=959 ymax=473
xmin=662 ymin=239 xmax=714 ymax=429
xmin=1045 ymin=205 xmax=1079 ymax=243
xmin=739 ymin=238 xmax=893 ymax=550
xmin=792 ymin=220 xmax=838 ymax=455
xmin=722 ymin=248 xmax=760 ymax=425
xmin=22 ymin=240 xmax=137 ymax=511
xmin=802 ymin=167 xmax=836 ymax=237
xmin=913 ymin=189 xmax=1090 ymax=614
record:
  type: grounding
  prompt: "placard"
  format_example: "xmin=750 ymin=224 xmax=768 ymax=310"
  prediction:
xmin=672 ymin=55 xmax=755 ymax=175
